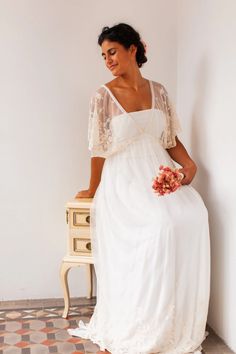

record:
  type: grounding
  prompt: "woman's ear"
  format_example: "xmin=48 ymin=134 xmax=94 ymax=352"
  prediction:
xmin=129 ymin=44 xmax=137 ymax=57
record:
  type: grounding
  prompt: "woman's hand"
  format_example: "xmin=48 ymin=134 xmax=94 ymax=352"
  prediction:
xmin=166 ymin=138 xmax=198 ymax=185
xmin=76 ymin=157 xmax=105 ymax=199
xmin=178 ymin=162 xmax=197 ymax=185
xmin=74 ymin=189 xmax=95 ymax=199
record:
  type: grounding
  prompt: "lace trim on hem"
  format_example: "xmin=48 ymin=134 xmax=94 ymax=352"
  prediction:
xmin=67 ymin=320 xmax=209 ymax=354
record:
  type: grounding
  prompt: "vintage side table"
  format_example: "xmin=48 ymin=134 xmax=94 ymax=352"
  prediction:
xmin=60 ymin=197 xmax=94 ymax=318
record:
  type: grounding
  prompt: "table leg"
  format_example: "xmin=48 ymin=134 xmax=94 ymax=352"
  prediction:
xmin=86 ymin=264 xmax=93 ymax=299
xmin=60 ymin=261 xmax=76 ymax=318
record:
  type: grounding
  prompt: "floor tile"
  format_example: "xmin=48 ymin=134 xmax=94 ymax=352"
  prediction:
xmin=0 ymin=298 xmax=234 ymax=353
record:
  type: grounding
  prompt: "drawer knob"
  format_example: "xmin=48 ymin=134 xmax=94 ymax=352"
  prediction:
xmin=86 ymin=242 xmax=91 ymax=251
xmin=86 ymin=215 xmax=90 ymax=224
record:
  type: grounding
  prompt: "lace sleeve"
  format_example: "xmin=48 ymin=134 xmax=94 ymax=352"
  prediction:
xmin=88 ymin=90 xmax=112 ymax=158
xmin=159 ymin=85 xmax=182 ymax=149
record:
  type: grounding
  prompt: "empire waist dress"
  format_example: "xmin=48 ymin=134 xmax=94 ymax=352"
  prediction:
xmin=67 ymin=80 xmax=211 ymax=354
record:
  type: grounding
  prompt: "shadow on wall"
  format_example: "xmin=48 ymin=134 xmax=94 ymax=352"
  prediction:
xmin=190 ymin=55 xmax=228 ymax=331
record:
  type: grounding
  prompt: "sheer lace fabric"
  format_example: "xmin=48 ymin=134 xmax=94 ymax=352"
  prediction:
xmin=88 ymin=81 xmax=182 ymax=158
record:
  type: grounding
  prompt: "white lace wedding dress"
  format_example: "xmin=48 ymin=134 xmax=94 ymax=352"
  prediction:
xmin=67 ymin=80 xmax=211 ymax=354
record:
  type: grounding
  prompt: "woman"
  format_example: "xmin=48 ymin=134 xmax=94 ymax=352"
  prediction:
xmin=68 ymin=23 xmax=211 ymax=354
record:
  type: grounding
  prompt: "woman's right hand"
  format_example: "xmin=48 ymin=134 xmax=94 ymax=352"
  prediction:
xmin=74 ymin=189 xmax=95 ymax=199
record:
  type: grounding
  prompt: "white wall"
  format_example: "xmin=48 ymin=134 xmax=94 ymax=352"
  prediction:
xmin=1 ymin=0 xmax=235 ymax=350
xmin=0 ymin=0 xmax=178 ymax=300
xmin=177 ymin=0 xmax=236 ymax=351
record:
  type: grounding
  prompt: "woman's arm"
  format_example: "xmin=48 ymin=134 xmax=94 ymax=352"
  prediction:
xmin=166 ymin=136 xmax=197 ymax=185
xmin=75 ymin=157 xmax=105 ymax=198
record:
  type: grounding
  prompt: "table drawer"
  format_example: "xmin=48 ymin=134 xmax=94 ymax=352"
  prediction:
xmin=69 ymin=208 xmax=90 ymax=228
xmin=71 ymin=236 xmax=92 ymax=256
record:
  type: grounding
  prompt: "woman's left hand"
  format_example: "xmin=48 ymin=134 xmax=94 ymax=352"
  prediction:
xmin=178 ymin=162 xmax=197 ymax=185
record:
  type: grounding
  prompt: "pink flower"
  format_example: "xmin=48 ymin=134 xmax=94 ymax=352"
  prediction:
xmin=152 ymin=165 xmax=184 ymax=196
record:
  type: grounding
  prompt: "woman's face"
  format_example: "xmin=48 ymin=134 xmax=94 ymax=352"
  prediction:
xmin=101 ymin=40 xmax=137 ymax=76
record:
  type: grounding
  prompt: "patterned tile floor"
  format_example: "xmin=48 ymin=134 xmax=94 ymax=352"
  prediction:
xmin=0 ymin=297 xmax=234 ymax=354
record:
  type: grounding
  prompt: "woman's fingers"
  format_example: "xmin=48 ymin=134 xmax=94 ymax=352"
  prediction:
xmin=75 ymin=189 xmax=94 ymax=198
xmin=178 ymin=164 xmax=197 ymax=185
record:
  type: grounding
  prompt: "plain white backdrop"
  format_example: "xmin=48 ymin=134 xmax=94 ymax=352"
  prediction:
xmin=0 ymin=0 xmax=235 ymax=351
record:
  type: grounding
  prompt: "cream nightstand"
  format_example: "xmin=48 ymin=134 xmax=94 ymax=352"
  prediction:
xmin=60 ymin=198 xmax=94 ymax=318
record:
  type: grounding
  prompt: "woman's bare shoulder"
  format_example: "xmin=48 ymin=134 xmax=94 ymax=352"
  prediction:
xmin=103 ymin=78 xmax=120 ymax=90
xmin=92 ymin=79 xmax=166 ymax=96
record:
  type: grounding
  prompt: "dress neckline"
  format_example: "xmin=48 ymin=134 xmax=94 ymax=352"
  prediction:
xmin=101 ymin=79 xmax=154 ymax=115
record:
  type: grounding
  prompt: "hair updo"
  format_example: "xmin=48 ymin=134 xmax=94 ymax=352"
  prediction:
xmin=98 ymin=23 xmax=147 ymax=68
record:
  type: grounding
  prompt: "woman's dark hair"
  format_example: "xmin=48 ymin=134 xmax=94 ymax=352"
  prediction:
xmin=98 ymin=23 xmax=147 ymax=68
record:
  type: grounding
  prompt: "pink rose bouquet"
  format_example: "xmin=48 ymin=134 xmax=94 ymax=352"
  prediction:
xmin=152 ymin=165 xmax=184 ymax=196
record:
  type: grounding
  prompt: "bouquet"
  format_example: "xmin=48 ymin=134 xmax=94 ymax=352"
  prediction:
xmin=152 ymin=165 xmax=184 ymax=196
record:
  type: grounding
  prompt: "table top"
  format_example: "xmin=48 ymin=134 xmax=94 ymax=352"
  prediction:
xmin=65 ymin=198 xmax=93 ymax=208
